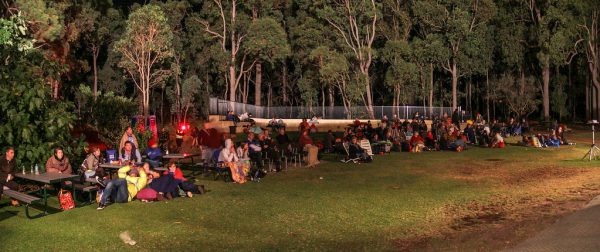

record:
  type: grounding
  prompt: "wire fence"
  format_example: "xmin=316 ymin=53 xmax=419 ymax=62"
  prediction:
xmin=210 ymin=98 xmax=469 ymax=120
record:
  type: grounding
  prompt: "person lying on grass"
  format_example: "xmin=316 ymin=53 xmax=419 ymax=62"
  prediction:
xmin=97 ymin=163 xmax=147 ymax=210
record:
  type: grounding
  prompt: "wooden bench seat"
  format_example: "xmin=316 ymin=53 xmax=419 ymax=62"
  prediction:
xmin=4 ymin=189 xmax=42 ymax=219
xmin=68 ymin=184 xmax=98 ymax=206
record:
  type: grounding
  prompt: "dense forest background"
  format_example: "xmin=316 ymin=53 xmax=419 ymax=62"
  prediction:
xmin=2 ymin=0 xmax=600 ymax=125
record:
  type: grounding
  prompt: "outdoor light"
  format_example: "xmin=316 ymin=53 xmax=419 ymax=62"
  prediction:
xmin=179 ymin=123 xmax=189 ymax=132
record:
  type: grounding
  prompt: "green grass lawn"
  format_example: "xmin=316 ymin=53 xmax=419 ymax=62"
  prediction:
xmin=1 ymin=135 xmax=599 ymax=251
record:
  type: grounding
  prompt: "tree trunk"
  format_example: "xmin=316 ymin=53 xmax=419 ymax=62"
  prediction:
xmin=429 ymin=64 xmax=434 ymax=117
xmin=486 ymin=71 xmax=490 ymax=123
xmin=92 ymin=47 xmax=99 ymax=101
xmin=282 ymin=62 xmax=288 ymax=105
xmin=328 ymin=86 xmax=334 ymax=118
xmin=451 ymin=62 xmax=458 ymax=110
xmin=255 ymin=62 xmax=262 ymax=106
xmin=362 ymin=72 xmax=375 ymax=118
xmin=586 ymin=75 xmax=590 ymax=121
xmin=229 ymin=65 xmax=237 ymax=111
xmin=542 ymin=65 xmax=551 ymax=120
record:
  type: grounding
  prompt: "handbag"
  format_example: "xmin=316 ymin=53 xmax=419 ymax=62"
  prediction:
xmin=59 ymin=189 xmax=75 ymax=210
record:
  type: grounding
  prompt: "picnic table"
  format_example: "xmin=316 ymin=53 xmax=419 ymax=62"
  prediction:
xmin=14 ymin=172 xmax=79 ymax=216
xmin=99 ymin=163 xmax=125 ymax=179
xmin=163 ymin=153 xmax=202 ymax=164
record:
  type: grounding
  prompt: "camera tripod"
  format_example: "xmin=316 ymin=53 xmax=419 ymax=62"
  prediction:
xmin=583 ymin=123 xmax=600 ymax=161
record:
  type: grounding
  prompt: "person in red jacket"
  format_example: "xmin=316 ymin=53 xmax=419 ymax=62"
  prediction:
xmin=298 ymin=130 xmax=313 ymax=147
xmin=409 ymin=132 xmax=426 ymax=153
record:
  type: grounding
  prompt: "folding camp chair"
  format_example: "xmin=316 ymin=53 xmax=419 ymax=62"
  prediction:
xmin=341 ymin=142 xmax=360 ymax=163
xmin=206 ymin=149 xmax=231 ymax=181
xmin=360 ymin=140 xmax=374 ymax=157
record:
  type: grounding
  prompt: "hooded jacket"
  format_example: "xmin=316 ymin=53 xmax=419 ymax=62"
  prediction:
xmin=45 ymin=155 xmax=72 ymax=174
xmin=117 ymin=166 xmax=147 ymax=202
xmin=219 ymin=139 xmax=239 ymax=162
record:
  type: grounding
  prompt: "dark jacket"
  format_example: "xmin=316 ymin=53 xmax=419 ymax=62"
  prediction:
xmin=0 ymin=156 xmax=16 ymax=182
xmin=145 ymin=147 xmax=163 ymax=161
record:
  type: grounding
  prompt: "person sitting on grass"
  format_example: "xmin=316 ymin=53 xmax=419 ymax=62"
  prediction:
xmin=348 ymin=137 xmax=370 ymax=161
xmin=425 ymin=131 xmax=437 ymax=151
xmin=489 ymin=132 xmax=506 ymax=148
xmin=448 ymin=136 xmax=467 ymax=152
xmin=1 ymin=147 xmax=21 ymax=206
xmin=97 ymin=163 xmax=147 ymax=210
xmin=545 ymin=130 xmax=561 ymax=147
xmin=121 ymin=141 xmax=142 ymax=164
xmin=145 ymin=139 xmax=162 ymax=168
xmin=164 ymin=162 xmax=204 ymax=196
xmin=463 ymin=123 xmax=476 ymax=144
xmin=557 ymin=126 xmax=572 ymax=145
xmin=324 ymin=130 xmax=335 ymax=153
xmin=410 ymin=131 xmax=426 ymax=153
xmin=45 ymin=147 xmax=72 ymax=174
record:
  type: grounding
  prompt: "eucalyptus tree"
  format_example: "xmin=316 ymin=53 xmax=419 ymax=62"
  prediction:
xmin=412 ymin=0 xmax=496 ymax=111
xmin=114 ymin=4 xmax=174 ymax=120
xmin=318 ymin=0 xmax=381 ymax=118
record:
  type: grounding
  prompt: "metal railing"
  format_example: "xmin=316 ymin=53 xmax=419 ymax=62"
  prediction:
xmin=210 ymin=98 xmax=468 ymax=119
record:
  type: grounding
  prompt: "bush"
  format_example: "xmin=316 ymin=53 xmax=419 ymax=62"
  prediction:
xmin=75 ymin=84 xmax=137 ymax=149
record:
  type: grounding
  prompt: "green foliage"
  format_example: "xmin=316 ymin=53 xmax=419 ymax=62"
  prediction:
xmin=74 ymin=84 xmax=137 ymax=149
xmin=551 ymin=78 xmax=570 ymax=120
xmin=493 ymin=74 xmax=540 ymax=118
xmin=166 ymin=75 xmax=203 ymax=122
xmin=0 ymin=63 xmax=86 ymax=166
xmin=245 ymin=17 xmax=291 ymax=64
xmin=0 ymin=12 xmax=33 ymax=51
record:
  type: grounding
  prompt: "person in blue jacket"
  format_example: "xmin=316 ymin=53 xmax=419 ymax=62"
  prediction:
xmin=545 ymin=130 xmax=561 ymax=147
xmin=145 ymin=139 xmax=162 ymax=168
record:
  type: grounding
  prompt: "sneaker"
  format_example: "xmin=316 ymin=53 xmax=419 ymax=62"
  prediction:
xmin=95 ymin=176 xmax=107 ymax=188
xmin=96 ymin=203 xmax=105 ymax=210
xmin=10 ymin=199 xmax=20 ymax=207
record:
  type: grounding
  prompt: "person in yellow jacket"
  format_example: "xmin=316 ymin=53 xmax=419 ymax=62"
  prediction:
xmin=97 ymin=164 xmax=147 ymax=210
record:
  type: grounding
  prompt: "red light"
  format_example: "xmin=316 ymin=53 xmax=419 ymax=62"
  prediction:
xmin=179 ymin=123 xmax=189 ymax=132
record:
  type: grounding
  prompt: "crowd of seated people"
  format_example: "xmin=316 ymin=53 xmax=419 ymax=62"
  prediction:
xmin=518 ymin=125 xmax=573 ymax=148
xmin=3 ymin=123 xmax=211 ymax=211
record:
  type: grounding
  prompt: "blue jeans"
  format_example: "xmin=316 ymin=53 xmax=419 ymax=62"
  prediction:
xmin=100 ymin=178 xmax=129 ymax=204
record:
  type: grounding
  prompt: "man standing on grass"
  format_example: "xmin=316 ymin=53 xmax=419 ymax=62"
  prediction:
xmin=0 ymin=147 xmax=20 ymax=206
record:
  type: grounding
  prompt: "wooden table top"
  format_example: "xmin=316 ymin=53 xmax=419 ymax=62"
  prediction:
xmin=15 ymin=172 xmax=79 ymax=184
